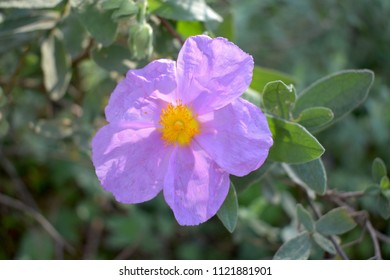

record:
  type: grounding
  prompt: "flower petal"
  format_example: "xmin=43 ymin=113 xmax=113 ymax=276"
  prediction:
xmin=92 ymin=124 xmax=172 ymax=203
xmin=196 ymin=97 xmax=273 ymax=177
xmin=163 ymin=144 xmax=230 ymax=226
xmin=176 ymin=35 xmax=254 ymax=114
xmin=105 ymin=59 xmax=176 ymax=125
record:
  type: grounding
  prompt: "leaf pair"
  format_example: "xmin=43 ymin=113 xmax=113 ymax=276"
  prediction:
xmin=363 ymin=158 xmax=390 ymax=219
xmin=262 ymin=69 xmax=375 ymax=132
xmin=274 ymin=206 xmax=357 ymax=259
xmin=264 ymin=70 xmax=374 ymax=165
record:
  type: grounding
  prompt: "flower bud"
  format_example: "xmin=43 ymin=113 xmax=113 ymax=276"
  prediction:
xmin=128 ymin=22 xmax=153 ymax=60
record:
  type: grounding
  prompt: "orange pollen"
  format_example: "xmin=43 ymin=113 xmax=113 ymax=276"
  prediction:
xmin=159 ymin=102 xmax=200 ymax=146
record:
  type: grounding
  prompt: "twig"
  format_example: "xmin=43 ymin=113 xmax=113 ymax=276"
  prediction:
xmin=306 ymin=194 xmax=349 ymax=260
xmin=325 ymin=190 xmax=364 ymax=199
xmin=0 ymin=193 xmax=75 ymax=254
xmin=375 ymin=230 xmax=390 ymax=244
xmin=365 ymin=220 xmax=382 ymax=260
xmin=326 ymin=194 xmax=384 ymax=260
xmin=72 ymin=39 xmax=94 ymax=66
xmin=157 ymin=16 xmax=185 ymax=45
xmin=327 ymin=195 xmax=354 ymax=212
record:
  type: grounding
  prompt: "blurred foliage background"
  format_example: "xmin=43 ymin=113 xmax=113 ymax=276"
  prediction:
xmin=0 ymin=0 xmax=389 ymax=259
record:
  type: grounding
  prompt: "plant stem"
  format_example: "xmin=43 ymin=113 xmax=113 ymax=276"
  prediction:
xmin=139 ymin=0 xmax=148 ymax=25
xmin=375 ymin=230 xmax=390 ymax=244
xmin=365 ymin=220 xmax=382 ymax=260
xmin=325 ymin=190 xmax=364 ymax=199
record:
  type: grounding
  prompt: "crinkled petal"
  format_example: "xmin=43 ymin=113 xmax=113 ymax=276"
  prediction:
xmin=105 ymin=59 xmax=176 ymax=125
xmin=196 ymin=97 xmax=273 ymax=177
xmin=163 ymin=144 xmax=230 ymax=226
xmin=92 ymin=124 xmax=172 ymax=203
xmin=176 ymin=35 xmax=254 ymax=114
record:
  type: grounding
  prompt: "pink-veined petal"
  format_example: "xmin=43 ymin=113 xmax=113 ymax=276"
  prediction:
xmin=163 ymin=144 xmax=230 ymax=226
xmin=196 ymin=97 xmax=273 ymax=177
xmin=105 ymin=59 xmax=176 ymax=125
xmin=176 ymin=35 xmax=254 ymax=114
xmin=92 ymin=124 xmax=172 ymax=203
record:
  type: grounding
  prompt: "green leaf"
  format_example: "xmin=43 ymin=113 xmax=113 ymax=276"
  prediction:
xmin=81 ymin=69 xmax=115 ymax=124
xmin=0 ymin=10 xmax=59 ymax=53
xmin=76 ymin=0 xmax=117 ymax=46
xmin=364 ymin=187 xmax=390 ymax=219
xmin=217 ymin=183 xmax=238 ymax=233
xmin=230 ymin=160 xmax=273 ymax=192
xmin=111 ymin=0 xmax=138 ymax=20
xmin=312 ymin=232 xmax=336 ymax=255
xmin=262 ymin=81 xmax=296 ymax=119
xmin=273 ymin=232 xmax=311 ymax=260
xmin=0 ymin=0 xmax=63 ymax=8
xmin=281 ymin=191 xmax=298 ymax=220
xmin=267 ymin=115 xmax=325 ymax=164
xmin=296 ymin=107 xmax=334 ymax=133
xmin=149 ymin=0 xmax=222 ymax=22
xmin=91 ymin=44 xmax=132 ymax=73
xmin=296 ymin=204 xmax=315 ymax=232
xmin=101 ymin=0 xmax=125 ymax=10
xmin=176 ymin=21 xmax=204 ymax=39
xmin=364 ymin=185 xmax=381 ymax=196
xmin=40 ymin=33 xmax=72 ymax=101
xmin=283 ymin=159 xmax=327 ymax=194
xmin=17 ymin=228 xmax=54 ymax=259
xmin=293 ymin=69 xmax=374 ymax=129
xmin=33 ymin=118 xmax=73 ymax=139
xmin=0 ymin=34 xmax=34 ymax=54
xmin=52 ymin=208 xmax=83 ymax=244
xmin=214 ymin=12 xmax=234 ymax=41
xmin=250 ymin=66 xmax=295 ymax=93
xmin=0 ymin=10 xmax=59 ymax=37
xmin=372 ymin=157 xmax=387 ymax=183
xmin=315 ymin=207 xmax=357 ymax=236
xmin=106 ymin=211 xmax=149 ymax=249
xmin=60 ymin=12 xmax=88 ymax=58
xmin=376 ymin=193 xmax=390 ymax=219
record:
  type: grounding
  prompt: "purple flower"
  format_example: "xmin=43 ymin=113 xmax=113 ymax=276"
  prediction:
xmin=92 ymin=35 xmax=273 ymax=225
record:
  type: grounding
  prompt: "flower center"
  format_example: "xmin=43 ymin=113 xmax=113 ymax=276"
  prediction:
xmin=159 ymin=102 xmax=200 ymax=146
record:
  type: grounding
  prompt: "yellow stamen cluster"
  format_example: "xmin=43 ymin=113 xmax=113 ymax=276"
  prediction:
xmin=159 ymin=102 xmax=200 ymax=146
